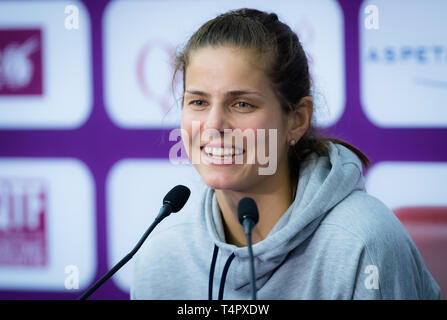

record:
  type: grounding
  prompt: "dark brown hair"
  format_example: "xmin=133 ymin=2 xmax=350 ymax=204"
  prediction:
xmin=174 ymin=8 xmax=370 ymax=180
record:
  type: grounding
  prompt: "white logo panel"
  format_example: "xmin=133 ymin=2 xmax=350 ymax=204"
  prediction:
xmin=106 ymin=159 xmax=206 ymax=292
xmin=0 ymin=158 xmax=96 ymax=291
xmin=0 ymin=0 xmax=92 ymax=129
xmin=360 ymin=0 xmax=447 ymax=127
xmin=365 ymin=162 xmax=447 ymax=210
xmin=104 ymin=0 xmax=344 ymax=128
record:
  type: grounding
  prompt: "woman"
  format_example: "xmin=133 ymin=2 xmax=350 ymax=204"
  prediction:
xmin=132 ymin=8 xmax=440 ymax=299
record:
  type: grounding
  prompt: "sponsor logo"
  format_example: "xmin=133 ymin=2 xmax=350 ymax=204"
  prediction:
xmin=0 ymin=29 xmax=43 ymax=95
xmin=365 ymin=45 xmax=447 ymax=88
xmin=0 ymin=178 xmax=48 ymax=266
xmin=136 ymin=39 xmax=180 ymax=116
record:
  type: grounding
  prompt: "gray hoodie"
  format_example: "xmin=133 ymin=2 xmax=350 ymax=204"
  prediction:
xmin=131 ymin=142 xmax=441 ymax=299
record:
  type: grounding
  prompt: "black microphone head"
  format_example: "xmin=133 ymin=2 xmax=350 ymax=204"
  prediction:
xmin=163 ymin=185 xmax=191 ymax=212
xmin=238 ymin=197 xmax=259 ymax=225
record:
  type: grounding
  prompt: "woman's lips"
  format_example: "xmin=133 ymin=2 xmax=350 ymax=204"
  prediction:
xmin=200 ymin=145 xmax=245 ymax=165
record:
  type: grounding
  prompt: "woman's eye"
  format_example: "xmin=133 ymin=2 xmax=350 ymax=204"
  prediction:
xmin=234 ymin=101 xmax=252 ymax=109
xmin=189 ymin=100 xmax=206 ymax=107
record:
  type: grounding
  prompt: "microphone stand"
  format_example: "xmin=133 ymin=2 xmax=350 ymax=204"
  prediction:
xmin=242 ymin=219 xmax=257 ymax=301
xmin=79 ymin=204 xmax=172 ymax=300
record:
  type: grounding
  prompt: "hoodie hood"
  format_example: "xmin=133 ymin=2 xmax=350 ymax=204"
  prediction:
xmin=132 ymin=140 xmax=441 ymax=300
xmin=202 ymin=142 xmax=366 ymax=291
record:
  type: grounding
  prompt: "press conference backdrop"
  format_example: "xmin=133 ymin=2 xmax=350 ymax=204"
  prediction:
xmin=0 ymin=0 xmax=446 ymax=299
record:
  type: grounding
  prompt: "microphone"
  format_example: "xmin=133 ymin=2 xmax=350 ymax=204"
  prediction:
xmin=238 ymin=197 xmax=259 ymax=300
xmin=79 ymin=185 xmax=191 ymax=300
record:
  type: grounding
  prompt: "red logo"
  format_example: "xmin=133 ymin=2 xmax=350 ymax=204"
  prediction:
xmin=0 ymin=178 xmax=48 ymax=266
xmin=0 ymin=29 xmax=43 ymax=95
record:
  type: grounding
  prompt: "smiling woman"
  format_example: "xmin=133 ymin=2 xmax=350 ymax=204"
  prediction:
xmin=181 ymin=46 xmax=292 ymax=191
xmin=131 ymin=8 xmax=440 ymax=300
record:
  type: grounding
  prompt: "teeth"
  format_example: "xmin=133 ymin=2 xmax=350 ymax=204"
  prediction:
xmin=203 ymin=146 xmax=243 ymax=157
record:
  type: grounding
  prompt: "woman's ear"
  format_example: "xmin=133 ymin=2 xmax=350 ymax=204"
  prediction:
xmin=287 ymin=96 xmax=313 ymax=141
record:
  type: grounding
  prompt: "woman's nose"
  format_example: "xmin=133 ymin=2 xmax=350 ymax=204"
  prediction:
xmin=203 ymin=103 xmax=230 ymax=133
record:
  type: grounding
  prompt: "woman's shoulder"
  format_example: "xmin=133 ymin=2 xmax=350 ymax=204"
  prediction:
xmin=319 ymin=190 xmax=412 ymax=249
xmin=317 ymin=190 xmax=441 ymax=299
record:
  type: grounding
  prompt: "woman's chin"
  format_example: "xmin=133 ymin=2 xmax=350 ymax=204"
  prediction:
xmin=194 ymin=163 xmax=259 ymax=192
xmin=200 ymin=174 xmax=243 ymax=191
xmin=202 ymin=178 xmax=235 ymax=191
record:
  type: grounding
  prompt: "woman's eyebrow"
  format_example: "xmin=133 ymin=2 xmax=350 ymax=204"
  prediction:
xmin=226 ymin=90 xmax=264 ymax=98
xmin=184 ymin=90 xmax=209 ymax=97
xmin=184 ymin=90 xmax=264 ymax=98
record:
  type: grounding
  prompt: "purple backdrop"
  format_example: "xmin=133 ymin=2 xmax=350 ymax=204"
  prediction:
xmin=0 ymin=0 xmax=446 ymax=300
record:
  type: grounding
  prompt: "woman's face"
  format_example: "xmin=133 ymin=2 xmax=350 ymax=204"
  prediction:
xmin=181 ymin=46 xmax=292 ymax=192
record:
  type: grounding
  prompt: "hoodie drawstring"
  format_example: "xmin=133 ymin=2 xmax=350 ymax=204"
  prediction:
xmin=208 ymin=245 xmax=218 ymax=300
xmin=208 ymin=244 xmax=235 ymax=300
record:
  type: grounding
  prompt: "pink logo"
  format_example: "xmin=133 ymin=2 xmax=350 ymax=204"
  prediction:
xmin=136 ymin=39 xmax=180 ymax=115
xmin=0 ymin=29 xmax=43 ymax=95
xmin=0 ymin=178 xmax=48 ymax=267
